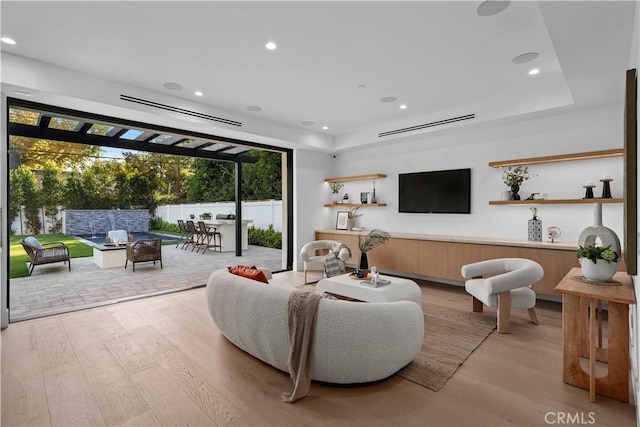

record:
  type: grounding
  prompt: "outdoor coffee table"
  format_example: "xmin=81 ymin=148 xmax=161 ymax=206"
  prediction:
xmin=93 ymin=244 xmax=127 ymax=268
xmin=316 ymin=273 xmax=423 ymax=308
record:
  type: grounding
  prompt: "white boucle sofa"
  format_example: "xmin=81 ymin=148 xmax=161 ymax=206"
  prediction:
xmin=206 ymin=269 xmax=424 ymax=384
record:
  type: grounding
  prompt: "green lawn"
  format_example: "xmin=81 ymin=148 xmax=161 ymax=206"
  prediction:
xmin=9 ymin=234 xmax=94 ymax=278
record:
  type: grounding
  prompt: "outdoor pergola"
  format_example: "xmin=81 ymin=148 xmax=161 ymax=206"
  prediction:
xmin=7 ymin=98 xmax=293 ymax=262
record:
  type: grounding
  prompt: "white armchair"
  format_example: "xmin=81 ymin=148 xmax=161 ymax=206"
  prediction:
xmin=461 ymin=258 xmax=543 ymax=334
xmin=299 ymin=240 xmax=351 ymax=283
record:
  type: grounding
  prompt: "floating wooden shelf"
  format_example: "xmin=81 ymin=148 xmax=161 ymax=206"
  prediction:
xmin=324 ymin=203 xmax=387 ymax=208
xmin=488 ymin=149 xmax=623 ymax=168
xmin=324 ymin=173 xmax=387 ymax=183
xmin=489 ymin=198 xmax=623 ymax=205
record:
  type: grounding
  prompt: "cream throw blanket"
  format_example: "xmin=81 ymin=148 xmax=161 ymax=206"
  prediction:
xmin=281 ymin=289 xmax=322 ymax=403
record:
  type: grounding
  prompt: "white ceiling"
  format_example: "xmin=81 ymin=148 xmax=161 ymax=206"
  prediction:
xmin=0 ymin=1 xmax=636 ymax=142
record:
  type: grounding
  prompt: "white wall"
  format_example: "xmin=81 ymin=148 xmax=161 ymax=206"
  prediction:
xmin=293 ymin=149 xmax=333 ymax=270
xmin=326 ymin=105 xmax=624 ymax=246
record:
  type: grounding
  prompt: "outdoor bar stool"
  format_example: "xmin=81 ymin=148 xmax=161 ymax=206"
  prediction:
xmin=197 ymin=221 xmax=222 ymax=253
xmin=176 ymin=219 xmax=189 ymax=248
xmin=184 ymin=220 xmax=199 ymax=251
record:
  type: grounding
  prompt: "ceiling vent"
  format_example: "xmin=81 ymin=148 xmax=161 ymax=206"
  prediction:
xmin=378 ymin=113 xmax=475 ymax=138
xmin=120 ymin=94 xmax=242 ymax=127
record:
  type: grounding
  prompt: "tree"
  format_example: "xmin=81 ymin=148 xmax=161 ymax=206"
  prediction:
xmin=63 ymin=161 xmax=118 ymax=209
xmin=186 ymin=159 xmax=235 ymax=202
xmin=242 ymin=150 xmax=282 ymax=200
xmin=115 ymin=153 xmax=161 ymax=211
xmin=9 ymin=165 xmax=41 ymax=235
xmin=150 ymin=153 xmax=190 ymax=204
xmin=41 ymin=161 xmax=64 ymax=233
xmin=185 ymin=151 xmax=282 ymax=203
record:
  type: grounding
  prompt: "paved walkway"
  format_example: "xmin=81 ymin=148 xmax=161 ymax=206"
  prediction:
xmin=10 ymin=244 xmax=283 ymax=321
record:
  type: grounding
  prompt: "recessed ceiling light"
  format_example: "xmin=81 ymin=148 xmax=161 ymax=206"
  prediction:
xmin=302 ymin=121 xmax=315 ymax=126
xmin=380 ymin=96 xmax=397 ymax=103
xmin=194 ymin=91 xmax=204 ymax=96
xmin=399 ymin=104 xmax=408 ymax=110
xmin=265 ymin=42 xmax=277 ymax=50
xmin=14 ymin=90 xmax=30 ymax=97
xmin=358 ymin=84 xmax=366 ymax=89
xmin=1 ymin=37 xmax=16 ymax=45
xmin=476 ymin=1 xmax=510 ymax=17
xmin=163 ymin=82 xmax=183 ymax=91
xmin=528 ymin=68 xmax=540 ymax=75
xmin=512 ymin=52 xmax=539 ymax=64
xmin=322 ymin=126 xmax=329 ymax=130
xmin=247 ymin=105 xmax=262 ymax=112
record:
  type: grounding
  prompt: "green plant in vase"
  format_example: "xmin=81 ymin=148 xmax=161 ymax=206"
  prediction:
xmin=576 ymin=244 xmax=619 ymax=282
xmin=330 ymin=182 xmax=343 ymax=203
xmin=501 ymin=166 xmax=536 ymax=200
xmin=357 ymin=229 xmax=390 ymax=274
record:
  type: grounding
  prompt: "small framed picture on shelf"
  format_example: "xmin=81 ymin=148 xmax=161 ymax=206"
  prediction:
xmin=336 ymin=211 xmax=349 ymax=230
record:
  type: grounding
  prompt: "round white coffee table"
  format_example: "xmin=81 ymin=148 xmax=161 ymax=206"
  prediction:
xmin=316 ymin=273 xmax=422 ymax=308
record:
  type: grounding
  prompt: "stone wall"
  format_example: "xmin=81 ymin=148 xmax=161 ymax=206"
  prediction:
xmin=63 ymin=210 xmax=149 ymax=236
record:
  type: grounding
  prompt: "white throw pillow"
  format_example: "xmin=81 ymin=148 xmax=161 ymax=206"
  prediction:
xmin=24 ymin=236 xmax=42 ymax=249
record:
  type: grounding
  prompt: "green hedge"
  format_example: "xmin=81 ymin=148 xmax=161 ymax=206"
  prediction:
xmin=248 ymin=224 xmax=282 ymax=249
xmin=150 ymin=217 xmax=181 ymax=234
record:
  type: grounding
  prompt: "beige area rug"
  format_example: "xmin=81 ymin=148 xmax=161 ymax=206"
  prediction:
xmin=296 ymin=283 xmax=496 ymax=392
xmin=398 ymin=302 xmax=496 ymax=391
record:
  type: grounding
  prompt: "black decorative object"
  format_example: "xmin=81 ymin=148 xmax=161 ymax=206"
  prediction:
xmin=510 ymin=184 xmax=521 ymax=200
xmin=359 ymin=252 xmax=369 ymax=272
xmin=360 ymin=192 xmax=369 ymax=204
xmin=600 ymin=177 xmax=613 ymax=198
xmin=583 ymin=181 xmax=595 ymax=199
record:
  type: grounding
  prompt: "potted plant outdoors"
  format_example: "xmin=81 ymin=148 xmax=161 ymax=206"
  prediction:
xmin=576 ymin=244 xmax=620 ymax=282
xmin=330 ymin=182 xmax=344 ymax=203
xmin=501 ymin=166 xmax=536 ymax=200
xmin=199 ymin=212 xmax=212 ymax=220
xmin=357 ymin=229 xmax=390 ymax=274
xmin=347 ymin=207 xmax=362 ymax=230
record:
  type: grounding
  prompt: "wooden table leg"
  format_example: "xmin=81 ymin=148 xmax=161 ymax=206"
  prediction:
xmin=589 ymin=298 xmax=596 ymax=403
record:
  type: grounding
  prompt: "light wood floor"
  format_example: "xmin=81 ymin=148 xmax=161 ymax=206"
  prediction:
xmin=1 ymin=271 xmax=636 ymax=426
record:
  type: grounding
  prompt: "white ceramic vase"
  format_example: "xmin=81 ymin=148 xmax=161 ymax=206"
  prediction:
xmin=579 ymin=258 xmax=616 ymax=282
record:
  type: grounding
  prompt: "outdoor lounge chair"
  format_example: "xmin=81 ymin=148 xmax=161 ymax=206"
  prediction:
xmin=20 ymin=236 xmax=71 ymax=276
xmin=125 ymin=238 xmax=162 ymax=272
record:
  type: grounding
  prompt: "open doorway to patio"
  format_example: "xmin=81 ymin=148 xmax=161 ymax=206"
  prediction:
xmin=6 ymin=99 xmax=293 ymax=322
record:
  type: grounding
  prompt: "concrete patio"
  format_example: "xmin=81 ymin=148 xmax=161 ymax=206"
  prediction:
xmin=9 ymin=244 xmax=283 ymax=322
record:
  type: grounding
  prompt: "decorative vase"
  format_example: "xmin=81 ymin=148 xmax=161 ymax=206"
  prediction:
xmin=332 ymin=193 xmax=339 ymax=203
xmin=359 ymin=252 xmax=369 ymax=274
xmin=347 ymin=219 xmax=355 ymax=231
xmin=528 ymin=219 xmax=542 ymax=241
xmin=579 ymin=258 xmax=616 ymax=282
xmin=371 ymin=188 xmax=377 ymax=204
xmin=510 ymin=184 xmax=521 ymax=200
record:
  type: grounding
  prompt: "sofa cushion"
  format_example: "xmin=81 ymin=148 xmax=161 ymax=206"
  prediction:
xmin=228 ymin=265 xmax=269 ymax=284
xmin=24 ymin=236 xmax=42 ymax=249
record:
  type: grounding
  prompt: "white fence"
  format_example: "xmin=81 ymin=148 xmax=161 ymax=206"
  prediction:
xmin=10 ymin=206 xmax=63 ymax=235
xmin=156 ymin=200 xmax=283 ymax=231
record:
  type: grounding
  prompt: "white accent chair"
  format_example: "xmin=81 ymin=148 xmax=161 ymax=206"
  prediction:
xmin=460 ymin=258 xmax=543 ymax=334
xmin=299 ymin=240 xmax=351 ymax=284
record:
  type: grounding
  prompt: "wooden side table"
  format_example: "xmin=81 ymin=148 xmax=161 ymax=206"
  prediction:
xmin=555 ymin=267 xmax=635 ymax=402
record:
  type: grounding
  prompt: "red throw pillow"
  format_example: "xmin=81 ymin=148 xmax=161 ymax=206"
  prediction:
xmin=227 ymin=265 xmax=269 ymax=284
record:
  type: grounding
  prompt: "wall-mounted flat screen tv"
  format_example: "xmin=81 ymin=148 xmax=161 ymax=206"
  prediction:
xmin=399 ymin=168 xmax=471 ymax=214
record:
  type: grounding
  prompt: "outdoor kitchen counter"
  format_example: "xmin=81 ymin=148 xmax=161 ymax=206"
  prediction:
xmin=202 ymin=220 xmax=253 ymax=252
